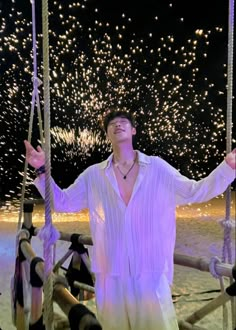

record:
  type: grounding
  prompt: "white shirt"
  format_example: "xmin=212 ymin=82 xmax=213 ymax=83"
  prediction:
xmin=35 ymin=151 xmax=235 ymax=283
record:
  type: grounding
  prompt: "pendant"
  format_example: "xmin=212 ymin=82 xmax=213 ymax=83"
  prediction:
xmin=123 ymin=175 xmax=127 ymax=179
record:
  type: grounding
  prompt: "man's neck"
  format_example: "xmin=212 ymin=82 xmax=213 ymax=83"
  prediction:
xmin=112 ymin=144 xmax=136 ymax=165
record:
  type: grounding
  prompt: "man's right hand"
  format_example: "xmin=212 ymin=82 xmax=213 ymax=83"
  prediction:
xmin=24 ymin=140 xmax=45 ymax=169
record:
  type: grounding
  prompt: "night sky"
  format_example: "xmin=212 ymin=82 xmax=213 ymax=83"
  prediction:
xmin=0 ymin=0 xmax=235 ymax=203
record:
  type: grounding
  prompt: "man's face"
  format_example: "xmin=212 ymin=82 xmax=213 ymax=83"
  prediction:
xmin=106 ymin=116 xmax=136 ymax=145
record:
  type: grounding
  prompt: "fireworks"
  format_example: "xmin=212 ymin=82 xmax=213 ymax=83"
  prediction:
xmin=0 ymin=0 xmax=233 ymax=201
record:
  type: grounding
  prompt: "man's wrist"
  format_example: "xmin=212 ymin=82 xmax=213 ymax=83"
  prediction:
xmin=35 ymin=165 xmax=46 ymax=176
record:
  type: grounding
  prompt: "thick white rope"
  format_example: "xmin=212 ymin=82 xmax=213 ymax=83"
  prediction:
xmin=220 ymin=0 xmax=235 ymax=265
xmin=220 ymin=1 xmax=235 ymax=329
xmin=209 ymin=256 xmax=229 ymax=330
xmin=39 ymin=0 xmax=60 ymax=329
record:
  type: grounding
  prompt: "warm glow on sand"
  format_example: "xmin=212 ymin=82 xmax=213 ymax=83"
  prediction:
xmin=0 ymin=193 xmax=235 ymax=223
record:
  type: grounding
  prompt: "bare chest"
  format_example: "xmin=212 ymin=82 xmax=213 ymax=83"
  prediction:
xmin=113 ymin=163 xmax=139 ymax=205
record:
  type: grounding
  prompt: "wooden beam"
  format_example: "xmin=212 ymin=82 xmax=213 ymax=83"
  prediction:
xmin=178 ymin=319 xmax=207 ymax=330
xmin=32 ymin=228 xmax=235 ymax=279
xmin=174 ymin=253 xmax=234 ymax=278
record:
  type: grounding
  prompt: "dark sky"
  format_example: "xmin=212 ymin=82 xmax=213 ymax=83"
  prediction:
xmin=0 ymin=0 xmax=235 ymax=202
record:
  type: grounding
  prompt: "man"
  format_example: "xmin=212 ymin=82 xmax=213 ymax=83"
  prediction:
xmin=24 ymin=110 xmax=236 ymax=330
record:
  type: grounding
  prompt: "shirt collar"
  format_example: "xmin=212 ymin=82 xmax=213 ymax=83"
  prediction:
xmin=99 ymin=150 xmax=151 ymax=169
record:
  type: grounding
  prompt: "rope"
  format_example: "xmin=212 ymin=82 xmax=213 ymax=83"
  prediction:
xmin=39 ymin=0 xmax=60 ymax=328
xmin=31 ymin=0 xmax=44 ymax=146
xmin=209 ymin=256 xmax=231 ymax=330
xmin=16 ymin=0 xmax=44 ymax=241
xmin=209 ymin=256 xmax=221 ymax=279
xmin=220 ymin=1 xmax=235 ymax=328
xmin=219 ymin=219 xmax=235 ymax=264
xmin=221 ymin=0 xmax=235 ymax=265
xmin=14 ymin=0 xmax=45 ymax=327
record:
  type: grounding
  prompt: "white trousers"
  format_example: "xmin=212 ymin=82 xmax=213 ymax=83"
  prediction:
xmin=95 ymin=273 xmax=179 ymax=330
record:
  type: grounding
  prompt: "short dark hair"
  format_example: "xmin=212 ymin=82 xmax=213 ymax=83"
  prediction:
xmin=103 ymin=110 xmax=136 ymax=132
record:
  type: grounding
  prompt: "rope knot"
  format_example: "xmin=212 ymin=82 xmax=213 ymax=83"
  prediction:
xmin=37 ymin=224 xmax=60 ymax=247
xmin=32 ymin=76 xmax=43 ymax=87
xmin=218 ymin=218 xmax=235 ymax=229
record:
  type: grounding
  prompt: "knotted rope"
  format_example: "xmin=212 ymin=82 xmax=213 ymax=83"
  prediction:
xmin=38 ymin=0 xmax=60 ymax=329
xmin=17 ymin=0 xmax=44 ymax=238
xmin=14 ymin=0 xmax=45 ymax=327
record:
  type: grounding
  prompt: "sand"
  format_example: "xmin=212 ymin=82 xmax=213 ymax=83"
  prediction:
xmin=0 ymin=193 xmax=235 ymax=329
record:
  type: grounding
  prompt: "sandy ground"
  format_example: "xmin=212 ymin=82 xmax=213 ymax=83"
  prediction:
xmin=0 ymin=193 xmax=235 ymax=329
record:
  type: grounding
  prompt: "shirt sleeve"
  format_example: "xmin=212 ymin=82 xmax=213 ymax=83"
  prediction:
xmin=174 ymin=161 xmax=236 ymax=206
xmin=34 ymin=171 xmax=88 ymax=212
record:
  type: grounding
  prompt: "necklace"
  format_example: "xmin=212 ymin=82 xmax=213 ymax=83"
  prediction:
xmin=114 ymin=153 xmax=137 ymax=179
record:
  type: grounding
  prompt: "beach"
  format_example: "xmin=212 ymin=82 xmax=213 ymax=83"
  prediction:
xmin=0 ymin=193 xmax=235 ymax=329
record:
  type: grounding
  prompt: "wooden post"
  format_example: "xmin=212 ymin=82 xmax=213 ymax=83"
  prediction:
xmin=15 ymin=202 xmax=35 ymax=330
xmin=34 ymin=228 xmax=93 ymax=246
xmin=15 ymin=302 xmax=26 ymax=330
xmin=185 ymin=291 xmax=231 ymax=325
xmin=178 ymin=319 xmax=208 ymax=329
xmin=53 ymin=283 xmax=81 ymax=316
xmin=30 ymin=287 xmax=43 ymax=325
xmin=73 ymin=281 xmax=95 ymax=294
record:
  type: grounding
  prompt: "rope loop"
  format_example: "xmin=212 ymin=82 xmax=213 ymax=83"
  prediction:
xmin=209 ymin=256 xmax=222 ymax=279
xmin=17 ymin=228 xmax=30 ymax=240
